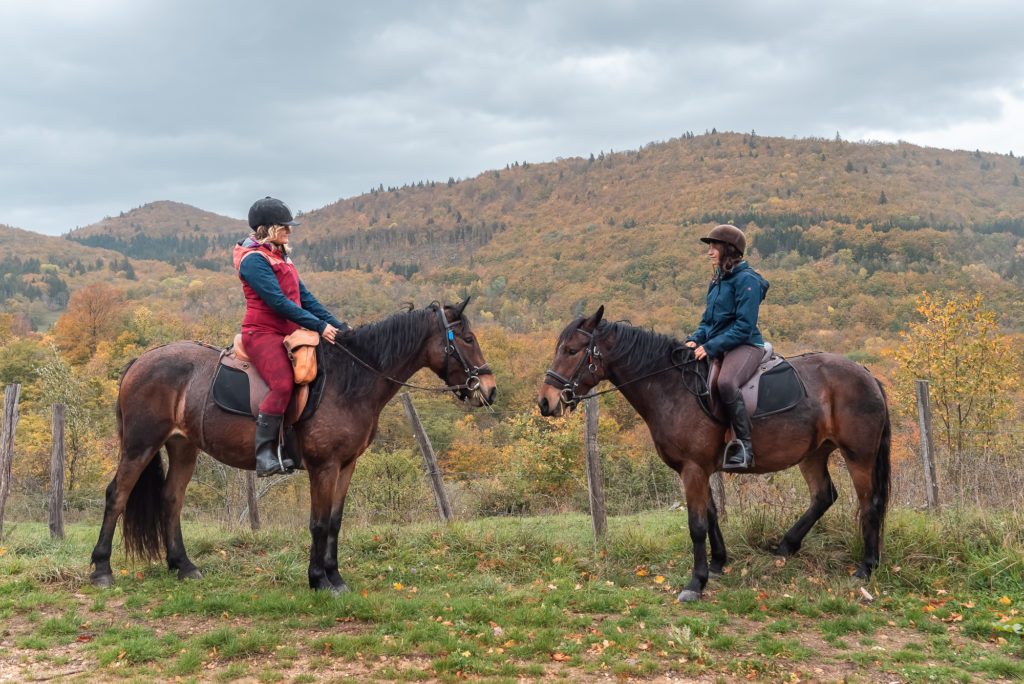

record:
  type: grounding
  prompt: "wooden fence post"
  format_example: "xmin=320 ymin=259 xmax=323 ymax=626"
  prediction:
xmin=400 ymin=393 xmax=453 ymax=522
xmin=245 ymin=471 xmax=261 ymax=530
xmin=584 ymin=396 xmax=607 ymax=541
xmin=710 ymin=472 xmax=727 ymax=523
xmin=914 ymin=379 xmax=939 ymax=511
xmin=0 ymin=384 xmax=22 ymax=540
xmin=49 ymin=404 xmax=66 ymax=540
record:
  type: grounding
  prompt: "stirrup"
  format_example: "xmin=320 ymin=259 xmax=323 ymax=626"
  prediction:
xmin=722 ymin=439 xmax=753 ymax=470
xmin=257 ymin=446 xmax=294 ymax=477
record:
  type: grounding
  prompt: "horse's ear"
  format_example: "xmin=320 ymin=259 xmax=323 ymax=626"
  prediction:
xmin=581 ymin=305 xmax=604 ymax=332
xmin=446 ymin=297 xmax=470 ymax=321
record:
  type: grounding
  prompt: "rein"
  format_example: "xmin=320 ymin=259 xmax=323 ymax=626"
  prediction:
xmin=331 ymin=306 xmax=491 ymax=397
xmin=544 ymin=327 xmax=707 ymax=408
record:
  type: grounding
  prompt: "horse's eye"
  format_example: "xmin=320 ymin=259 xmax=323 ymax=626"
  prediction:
xmin=463 ymin=335 xmax=474 ymax=344
xmin=567 ymin=348 xmax=579 ymax=356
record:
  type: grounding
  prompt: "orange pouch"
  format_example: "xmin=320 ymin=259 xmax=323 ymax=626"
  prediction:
xmin=283 ymin=329 xmax=320 ymax=385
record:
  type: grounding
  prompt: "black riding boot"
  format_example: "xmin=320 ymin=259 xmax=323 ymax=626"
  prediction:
xmin=722 ymin=397 xmax=755 ymax=470
xmin=255 ymin=412 xmax=294 ymax=477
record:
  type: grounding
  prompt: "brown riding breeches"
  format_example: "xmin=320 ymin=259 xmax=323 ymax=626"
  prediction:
xmin=716 ymin=344 xmax=763 ymax=404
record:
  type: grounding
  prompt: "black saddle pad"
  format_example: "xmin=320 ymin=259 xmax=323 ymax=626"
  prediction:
xmin=752 ymin=360 xmax=805 ymax=417
xmin=212 ymin=364 xmax=253 ymax=416
xmin=211 ymin=345 xmax=328 ymax=422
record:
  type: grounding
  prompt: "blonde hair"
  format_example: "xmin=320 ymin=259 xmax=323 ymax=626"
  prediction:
xmin=251 ymin=224 xmax=292 ymax=254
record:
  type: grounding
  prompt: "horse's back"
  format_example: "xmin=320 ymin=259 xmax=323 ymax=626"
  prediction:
xmin=119 ymin=342 xmax=222 ymax=432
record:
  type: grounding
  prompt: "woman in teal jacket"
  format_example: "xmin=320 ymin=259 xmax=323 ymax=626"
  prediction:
xmin=685 ymin=224 xmax=770 ymax=469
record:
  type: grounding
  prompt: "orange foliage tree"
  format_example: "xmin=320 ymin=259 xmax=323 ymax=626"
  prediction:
xmin=52 ymin=283 xmax=126 ymax=365
xmin=887 ymin=293 xmax=1019 ymax=459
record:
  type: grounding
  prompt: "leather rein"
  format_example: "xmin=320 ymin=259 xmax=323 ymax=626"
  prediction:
xmin=543 ymin=327 xmax=706 ymax=408
xmin=331 ymin=305 xmax=492 ymax=398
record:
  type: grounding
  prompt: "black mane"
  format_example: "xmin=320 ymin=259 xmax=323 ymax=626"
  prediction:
xmin=323 ymin=305 xmax=439 ymax=395
xmin=596 ymin=319 xmax=690 ymax=378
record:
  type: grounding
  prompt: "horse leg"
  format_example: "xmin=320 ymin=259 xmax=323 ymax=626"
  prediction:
xmin=775 ymin=450 xmax=837 ymax=557
xmin=677 ymin=462 xmax=712 ymax=602
xmin=707 ymin=492 xmax=727 ymax=574
xmin=306 ymin=460 xmax=341 ymax=593
xmin=162 ymin=438 xmax=202 ymax=580
xmin=323 ymin=460 xmax=357 ymax=592
xmin=89 ymin=442 xmax=162 ymax=587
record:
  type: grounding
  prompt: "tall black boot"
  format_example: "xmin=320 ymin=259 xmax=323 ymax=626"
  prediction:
xmin=722 ymin=397 xmax=755 ymax=470
xmin=254 ymin=412 xmax=294 ymax=477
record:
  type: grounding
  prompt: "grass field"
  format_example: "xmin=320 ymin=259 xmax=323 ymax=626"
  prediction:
xmin=1 ymin=507 xmax=1022 ymax=682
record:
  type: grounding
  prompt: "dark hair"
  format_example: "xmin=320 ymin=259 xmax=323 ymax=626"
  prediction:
xmin=710 ymin=242 xmax=744 ymax=272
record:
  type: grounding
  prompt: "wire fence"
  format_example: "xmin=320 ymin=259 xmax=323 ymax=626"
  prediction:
xmin=2 ymin=388 xmax=1022 ymax=534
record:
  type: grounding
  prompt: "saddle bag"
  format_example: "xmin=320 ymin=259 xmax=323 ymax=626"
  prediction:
xmin=283 ymin=329 xmax=320 ymax=385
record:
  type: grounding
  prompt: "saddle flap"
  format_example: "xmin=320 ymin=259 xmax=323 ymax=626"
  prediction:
xmin=704 ymin=352 xmax=804 ymax=423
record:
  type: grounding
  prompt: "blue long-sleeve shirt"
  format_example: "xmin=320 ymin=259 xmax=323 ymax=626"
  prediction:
xmin=238 ymin=252 xmax=346 ymax=334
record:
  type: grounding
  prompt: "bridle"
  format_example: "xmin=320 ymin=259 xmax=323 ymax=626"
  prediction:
xmin=543 ymin=327 xmax=603 ymax=409
xmin=434 ymin=305 xmax=492 ymax=400
xmin=544 ymin=326 xmax=708 ymax=409
xmin=332 ymin=305 xmax=491 ymax=400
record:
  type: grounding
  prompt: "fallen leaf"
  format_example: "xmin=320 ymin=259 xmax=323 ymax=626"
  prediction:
xmin=551 ymin=652 xmax=571 ymax=662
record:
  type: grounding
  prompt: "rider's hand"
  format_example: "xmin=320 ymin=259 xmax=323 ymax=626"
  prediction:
xmin=686 ymin=341 xmax=707 ymax=360
xmin=321 ymin=324 xmax=339 ymax=344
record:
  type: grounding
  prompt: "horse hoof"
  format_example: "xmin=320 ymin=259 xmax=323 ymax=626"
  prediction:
xmin=90 ymin=573 xmax=113 ymax=588
xmin=178 ymin=569 xmax=203 ymax=581
xmin=330 ymin=582 xmax=350 ymax=596
xmin=676 ymin=589 xmax=702 ymax=603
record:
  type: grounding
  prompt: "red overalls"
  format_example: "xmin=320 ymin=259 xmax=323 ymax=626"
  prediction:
xmin=233 ymin=243 xmax=300 ymax=415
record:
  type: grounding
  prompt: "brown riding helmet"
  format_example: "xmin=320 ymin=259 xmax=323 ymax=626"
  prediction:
xmin=700 ymin=224 xmax=745 ymax=255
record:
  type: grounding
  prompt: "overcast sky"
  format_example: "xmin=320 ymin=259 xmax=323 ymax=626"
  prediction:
xmin=2 ymin=0 xmax=1023 ymax=236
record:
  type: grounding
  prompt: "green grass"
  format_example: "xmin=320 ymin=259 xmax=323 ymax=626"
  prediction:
xmin=0 ymin=507 xmax=1021 ymax=681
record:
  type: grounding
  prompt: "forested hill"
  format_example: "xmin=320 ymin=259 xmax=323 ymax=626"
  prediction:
xmin=65 ymin=200 xmax=245 ymax=270
xmin=48 ymin=131 xmax=1024 ymax=347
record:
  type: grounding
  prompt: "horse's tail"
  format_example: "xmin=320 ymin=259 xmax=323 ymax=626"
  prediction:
xmin=118 ymin=358 xmax=166 ymax=562
xmin=869 ymin=380 xmax=892 ymax=538
xmin=122 ymin=454 xmax=166 ymax=562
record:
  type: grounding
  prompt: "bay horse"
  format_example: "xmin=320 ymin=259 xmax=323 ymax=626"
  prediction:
xmin=537 ymin=306 xmax=890 ymax=602
xmin=90 ymin=299 xmax=496 ymax=593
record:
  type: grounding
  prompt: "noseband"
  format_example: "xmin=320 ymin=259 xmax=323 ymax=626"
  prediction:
xmin=435 ymin=306 xmax=492 ymax=398
xmin=543 ymin=328 xmax=601 ymax=408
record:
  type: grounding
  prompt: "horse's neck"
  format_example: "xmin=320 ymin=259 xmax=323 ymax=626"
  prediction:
xmin=609 ymin=362 xmax=700 ymax=424
xmin=331 ymin=337 xmax=433 ymax=409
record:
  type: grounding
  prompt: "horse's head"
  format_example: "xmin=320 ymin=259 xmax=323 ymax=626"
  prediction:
xmin=430 ymin=297 xmax=497 ymax=407
xmin=537 ymin=305 xmax=607 ymax=417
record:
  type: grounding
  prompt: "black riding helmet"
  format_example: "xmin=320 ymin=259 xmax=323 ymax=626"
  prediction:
xmin=248 ymin=197 xmax=300 ymax=229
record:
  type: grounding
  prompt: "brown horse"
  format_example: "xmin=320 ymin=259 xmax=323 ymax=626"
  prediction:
xmin=90 ymin=299 xmax=496 ymax=593
xmin=537 ymin=306 xmax=890 ymax=601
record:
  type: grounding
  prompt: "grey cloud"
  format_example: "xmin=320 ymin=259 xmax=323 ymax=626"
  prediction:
xmin=1 ymin=0 xmax=1023 ymax=234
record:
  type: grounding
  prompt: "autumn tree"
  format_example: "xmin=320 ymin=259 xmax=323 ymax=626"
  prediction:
xmin=887 ymin=293 xmax=1019 ymax=460
xmin=52 ymin=283 xmax=126 ymax=365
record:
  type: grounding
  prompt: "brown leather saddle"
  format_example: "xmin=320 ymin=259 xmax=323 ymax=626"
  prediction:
xmin=211 ymin=334 xmax=325 ymax=426
xmin=702 ymin=343 xmax=806 ymax=424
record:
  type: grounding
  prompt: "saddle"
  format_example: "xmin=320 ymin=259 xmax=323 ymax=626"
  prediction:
xmin=701 ymin=343 xmax=806 ymax=424
xmin=210 ymin=332 xmax=327 ymax=426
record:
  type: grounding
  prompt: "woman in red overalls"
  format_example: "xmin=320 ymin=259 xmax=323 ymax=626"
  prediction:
xmin=234 ymin=197 xmax=347 ymax=476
